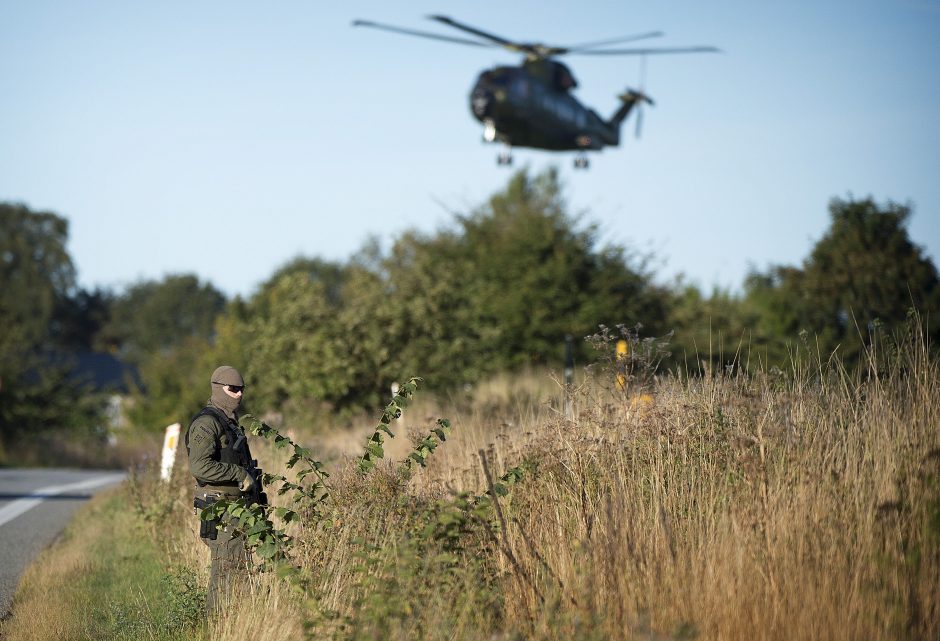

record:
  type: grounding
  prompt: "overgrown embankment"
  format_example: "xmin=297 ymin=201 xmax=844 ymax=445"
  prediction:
xmin=6 ymin=329 xmax=940 ymax=641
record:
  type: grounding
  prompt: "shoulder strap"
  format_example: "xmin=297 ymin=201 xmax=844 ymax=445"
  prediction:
xmin=185 ymin=406 xmax=232 ymax=454
xmin=193 ymin=406 xmax=231 ymax=429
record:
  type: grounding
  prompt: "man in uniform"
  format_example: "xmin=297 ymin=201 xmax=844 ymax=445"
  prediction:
xmin=186 ymin=365 xmax=259 ymax=614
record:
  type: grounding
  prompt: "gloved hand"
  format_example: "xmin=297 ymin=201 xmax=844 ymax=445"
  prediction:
xmin=239 ymin=473 xmax=255 ymax=493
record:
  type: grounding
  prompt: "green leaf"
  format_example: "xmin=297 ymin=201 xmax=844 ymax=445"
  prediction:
xmin=247 ymin=521 xmax=269 ymax=536
xmin=256 ymin=541 xmax=278 ymax=559
xmin=366 ymin=442 xmax=385 ymax=458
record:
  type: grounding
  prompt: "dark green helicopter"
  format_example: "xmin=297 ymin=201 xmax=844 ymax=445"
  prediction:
xmin=353 ymin=15 xmax=719 ymax=168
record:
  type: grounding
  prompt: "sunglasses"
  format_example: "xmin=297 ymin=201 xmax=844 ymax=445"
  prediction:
xmin=223 ymin=385 xmax=244 ymax=393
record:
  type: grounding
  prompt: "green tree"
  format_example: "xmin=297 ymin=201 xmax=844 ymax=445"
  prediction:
xmin=381 ymin=228 xmax=492 ymax=389
xmin=112 ymin=275 xmax=228 ymax=430
xmin=378 ymin=168 xmax=671 ymax=387
xmin=52 ymin=287 xmax=114 ymax=351
xmin=667 ymin=283 xmax=754 ymax=373
xmin=214 ymin=265 xmax=395 ymax=422
xmin=0 ymin=203 xmax=76 ymax=352
xmin=745 ymin=197 xmax=939 ymax=367
xmin=0 ymin=203 xmax=102 ymax=448
xmin=123 ymin=334 xmax=217 ymax=431
xmin=258 ymin=256 xmax=348 ymax=308
xmin=127 ymin=169 xmax=672 ymax=421
xmin=103 ymin=274 xmax=226 ymax=361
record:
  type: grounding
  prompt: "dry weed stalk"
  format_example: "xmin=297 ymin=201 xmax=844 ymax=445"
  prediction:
xmin=116 ymin=324 xmax=939 ymax=641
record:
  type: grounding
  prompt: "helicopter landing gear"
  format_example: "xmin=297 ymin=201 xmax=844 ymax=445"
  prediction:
xmin=573 ymin=154 xmax=590 ymax=169
xmin=497 ymin=148 xmax=513 ymax=166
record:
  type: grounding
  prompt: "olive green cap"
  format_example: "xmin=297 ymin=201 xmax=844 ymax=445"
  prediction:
xmin=211 ymin=365 xmax=244 ymax=387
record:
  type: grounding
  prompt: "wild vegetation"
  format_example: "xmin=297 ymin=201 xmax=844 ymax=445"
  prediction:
xmin=5 ymin=319 xmax=936 ymax=641
xmin=2 ymin=169 xmax=937 ymax=462
xmin=2 ymin=170 xmax=938 ymax=638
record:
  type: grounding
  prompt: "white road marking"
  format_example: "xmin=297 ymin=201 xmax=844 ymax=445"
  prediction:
xmin=0 ymin=474 xmax=125 ymax=528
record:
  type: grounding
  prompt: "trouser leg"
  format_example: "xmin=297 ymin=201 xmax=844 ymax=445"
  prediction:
xmin=203 ymin=522 xmax=250 ymax=614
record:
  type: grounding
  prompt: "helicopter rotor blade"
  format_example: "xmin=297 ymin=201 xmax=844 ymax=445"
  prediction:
xmin=352 ymin=19 xmax=497 ymax=48
xmin=427 ymin=15 xmax=523 ymax=50
xmin=574 ymin=45 xmax=721 ymax=56
xmin=561 ymin=31 xmax=664 ymax=54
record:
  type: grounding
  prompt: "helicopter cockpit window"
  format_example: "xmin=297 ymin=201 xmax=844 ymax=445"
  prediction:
xmin=553 ymin=62 xmax=578 ymax=91
xmin=552 ymin=61 xmax=578 ymax=91
xmin=488 ymin=69 xmax=512 ymax=86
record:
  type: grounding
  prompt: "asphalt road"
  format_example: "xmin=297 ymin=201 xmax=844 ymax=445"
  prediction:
xmin=0 ymin=468 xmax=125 ymax=618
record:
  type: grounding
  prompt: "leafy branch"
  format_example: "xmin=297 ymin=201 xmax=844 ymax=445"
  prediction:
xmin=400 ymin=418 xmax=452 ymax=479
xmin=358 ymin=377 xmax=422 ymax=475
xmin=198 ymin=499 xmax=291 ymax=562
xmin=240 ymin=413 xmax=331 ymax=518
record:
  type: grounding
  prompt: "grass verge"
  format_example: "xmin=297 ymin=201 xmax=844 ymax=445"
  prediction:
xmin=0 ymin=487 xmax=206 ymax=641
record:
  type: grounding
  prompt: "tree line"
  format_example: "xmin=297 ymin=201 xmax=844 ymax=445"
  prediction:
xmin=2 ymin=168 xmax=937 ymax=449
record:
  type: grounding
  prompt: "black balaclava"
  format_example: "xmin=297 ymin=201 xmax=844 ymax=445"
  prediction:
xmin=209 ymin=365 xmax=244 ymax=419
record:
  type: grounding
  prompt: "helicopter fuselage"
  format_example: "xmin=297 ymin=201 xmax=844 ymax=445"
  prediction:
xmin=354 ymin=15 xmax=715 ymax=165
xmin=469 ymin=59 xmax=621 ymax=152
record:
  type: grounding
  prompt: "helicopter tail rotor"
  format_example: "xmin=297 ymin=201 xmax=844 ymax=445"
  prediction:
xmin=633 ymin=55 xmax=651 ymax=138
xmin=610 ymin=89 xmax=654 ymax=140
xmin=627 ymin=89 xmax=654 ymax=138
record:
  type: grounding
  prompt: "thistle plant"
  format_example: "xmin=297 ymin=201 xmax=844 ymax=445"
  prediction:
xmin=585 ymin=323 xmax=672 ymax=394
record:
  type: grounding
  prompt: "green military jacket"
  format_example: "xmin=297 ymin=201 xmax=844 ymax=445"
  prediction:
xmin=187 ymin=402 xmax=249 ymax=495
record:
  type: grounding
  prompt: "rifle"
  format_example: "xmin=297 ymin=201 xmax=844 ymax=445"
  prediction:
xmin=245 ymin=459 xmax=269 ymax=508
xmin=231 ymin=430 xmax=268 ymax=508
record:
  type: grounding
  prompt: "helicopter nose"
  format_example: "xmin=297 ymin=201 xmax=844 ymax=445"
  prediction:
xmin=470 ymin=83 xmax=493 ymax=120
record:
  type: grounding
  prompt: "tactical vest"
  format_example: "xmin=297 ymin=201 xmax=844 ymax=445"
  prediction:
xmin=185 ymin=406 xmax=252 ymax=485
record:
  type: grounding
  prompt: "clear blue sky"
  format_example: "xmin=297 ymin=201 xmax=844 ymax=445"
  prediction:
xmin=2 ymin=0 xmax=938 ymax=298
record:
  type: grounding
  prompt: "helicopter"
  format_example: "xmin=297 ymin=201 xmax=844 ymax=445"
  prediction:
xmin=353 ymin=15 xmax=719 ymax=169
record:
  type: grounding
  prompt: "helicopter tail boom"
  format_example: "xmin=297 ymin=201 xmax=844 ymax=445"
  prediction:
xmin=604 ymin=90 xmax=654 ymax=143
xmin=609 ymin=90 xmax=653 ymax=127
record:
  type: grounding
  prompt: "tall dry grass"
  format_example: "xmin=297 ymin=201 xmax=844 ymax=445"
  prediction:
xmin=128 ymin=324 xmax=939 ymax=641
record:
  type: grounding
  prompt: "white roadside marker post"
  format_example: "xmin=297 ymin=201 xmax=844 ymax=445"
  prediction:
xmin=160 ymin=422 xmax=181 ymax=482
